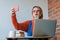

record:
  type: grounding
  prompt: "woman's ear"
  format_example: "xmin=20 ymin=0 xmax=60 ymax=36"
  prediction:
xmin=39 ymin=12 xmax=43 ymax=19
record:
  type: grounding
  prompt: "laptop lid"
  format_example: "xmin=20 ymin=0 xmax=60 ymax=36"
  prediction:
xmin=33 ymin=19 xmax=57 ymax=37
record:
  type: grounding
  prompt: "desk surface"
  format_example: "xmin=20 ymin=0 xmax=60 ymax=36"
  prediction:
xmin=7 ymin=36 xmax=52 ymax=39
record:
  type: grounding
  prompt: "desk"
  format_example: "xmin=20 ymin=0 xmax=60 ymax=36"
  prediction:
xmin=7 ymin=36 xmax=52 ymax=40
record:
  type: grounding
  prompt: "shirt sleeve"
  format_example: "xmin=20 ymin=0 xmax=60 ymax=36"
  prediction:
xmin=11 ymin=14 xmax=30 ymax=32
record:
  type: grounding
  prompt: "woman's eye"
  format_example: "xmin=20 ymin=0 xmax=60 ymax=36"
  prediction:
xmin=33 ymin=11 xmax=35 ymax=12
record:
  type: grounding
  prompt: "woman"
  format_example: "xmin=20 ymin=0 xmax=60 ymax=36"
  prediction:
xmin=11 ymin=6 xmax=43 ymax=36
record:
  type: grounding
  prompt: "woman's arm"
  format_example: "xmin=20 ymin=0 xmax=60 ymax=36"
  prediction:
xmin=11 ymin=13 xmax=30 ymax=32
xmin=12 ymin=13 xmax=19 ymax=30
xmin=11 ymin=8 xmax=30 ymax=32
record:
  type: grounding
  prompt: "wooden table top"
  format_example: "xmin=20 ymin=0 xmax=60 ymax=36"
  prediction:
xmin=7 ymin=36 xmax=52 ymax=38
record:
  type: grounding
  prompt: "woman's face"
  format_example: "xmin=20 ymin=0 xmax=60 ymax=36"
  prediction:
xmin=32 ymin=7 xmax=41 ymax=19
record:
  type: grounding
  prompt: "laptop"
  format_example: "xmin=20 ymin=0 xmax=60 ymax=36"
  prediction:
xmin=33 ymin=19 xmax=57 ymax=37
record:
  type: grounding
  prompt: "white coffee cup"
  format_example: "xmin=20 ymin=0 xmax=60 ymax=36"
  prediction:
xmin=16 ymin=31 xmax=20 ymax=37
xmin=8 ymin=31 xmax=16 ymax=37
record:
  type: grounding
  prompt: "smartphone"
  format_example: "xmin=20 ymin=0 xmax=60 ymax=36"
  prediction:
xmin=13 ymin=6 xmax=19 ymax=12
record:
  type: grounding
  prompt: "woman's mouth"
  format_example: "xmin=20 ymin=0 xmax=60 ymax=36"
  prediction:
xmin=35 ymin=14 xmax=38 ymax=15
